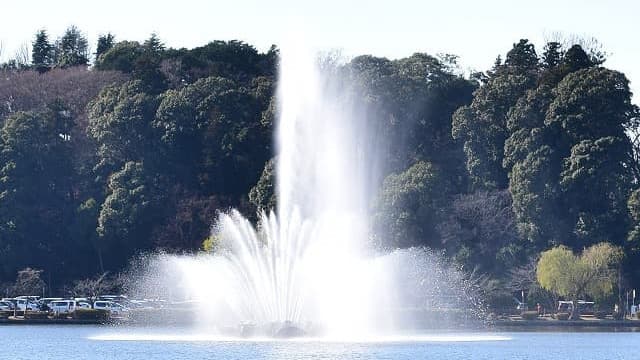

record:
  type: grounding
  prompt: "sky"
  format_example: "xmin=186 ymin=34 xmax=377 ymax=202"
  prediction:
xmin=1 ymin=0 xmax=638 ymax=102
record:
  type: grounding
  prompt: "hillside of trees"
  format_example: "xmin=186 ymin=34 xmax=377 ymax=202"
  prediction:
xmin=0 ymin=27 xmax=638 ymax=310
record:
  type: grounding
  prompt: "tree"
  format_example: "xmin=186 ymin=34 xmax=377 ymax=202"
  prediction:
xmin=143 ymin=33 xmax=164 ymax=54
xmin=95 ymin=33 xmax=115 ymax=61
xmin=627 ymin=189 xmax=640 ymax=249
xmin=32 ymin=30 xmax=54 ymax=73
xmin=12 ymin=268 xmax=46 ymax=296
xmin=541 ymin=42 xmax=563 ymax=69
xmin=70 ymin=272 xmax=110 ymax=301
xmin=87 ymin=80 xmax=158 ymax=177
xmin=54 ymin=25 xmax=89 ymax=68
xmin=504 ymin=39 xmax=539 ymax=70
xmin=438 ymin=190 xmax=521 ymax=274
xmin=536 ymin=243 xmax=623 ymax=318
xmin=452 ymin=40 xmax=540 ymax=190
xmin=546 ymin=67 xmax=634 ymax=143
xmin=249 ymin=158 xmax=276 ymax=212
xmin=560 ymin=137 xmax=633 ymax=246
xmin=0 ymin=111 xmax=74 ymax=282
xmin=97 ymin=161 xmax=153 ymax=269
xmin=94 ymin=41 xmax=144 ymax=72
xmin=372 ymin=161 xmax=448 ymax=248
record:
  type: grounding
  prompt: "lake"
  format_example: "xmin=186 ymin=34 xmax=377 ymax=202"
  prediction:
xmin=1 ymin=325 xmax=638 ymax=359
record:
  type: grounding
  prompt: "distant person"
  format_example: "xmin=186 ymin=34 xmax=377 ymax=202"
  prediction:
xmin=536 ymin=303 xmax=541 ymax=316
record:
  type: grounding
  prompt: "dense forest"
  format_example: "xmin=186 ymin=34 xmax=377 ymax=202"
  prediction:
xmin=0 ymin=27 xmax=637 ymax=310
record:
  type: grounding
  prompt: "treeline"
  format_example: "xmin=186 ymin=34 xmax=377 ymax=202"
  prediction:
xmin=0 ymin=27 xmax=277 ymax=293
xmin=369 ymin=39 xmax=640 ymax=308
xmin=0 ymin=26 xmax=638 ymax=307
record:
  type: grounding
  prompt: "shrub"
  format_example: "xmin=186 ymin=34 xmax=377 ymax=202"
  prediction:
xmin=52 ymin=312 xmax=70 ymax=319
xmin=24 ymin=311 xmax=49 ymax=320
xmin=555 ymin=312 xmax=570 ymax=320
xmin=73 ymin=309 xmax=109 ymax=321
xmin=594 ymin=311 xmax=608 ymax=319
xmin=521 ymin=311 xmax=539 ymax=320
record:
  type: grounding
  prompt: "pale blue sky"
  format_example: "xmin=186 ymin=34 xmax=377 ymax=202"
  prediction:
xmin=1 ymin=0 xmax=638 ymax=102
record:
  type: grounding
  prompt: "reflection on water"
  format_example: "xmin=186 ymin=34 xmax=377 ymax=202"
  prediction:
xmin=89 ymin=332 xmax=511 ymax=343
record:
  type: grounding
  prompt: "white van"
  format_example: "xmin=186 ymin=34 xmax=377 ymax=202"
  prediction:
xmin=4 ymin=298 xmax=39 ymax=311
xmin=93 ymin=301 xmax=128 ymax=317
xmin=50 ymin=300 xmax=77 ymax=315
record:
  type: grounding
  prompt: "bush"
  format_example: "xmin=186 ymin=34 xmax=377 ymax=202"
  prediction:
xmin=555 ymin=312 xmax=570 ymax=320
xmin=73 ymin=309 xmax=109 ymax=321
xmin=25 ymin=311 xmax=49 ymax=319
xmin=594 ymin=311 xmax=608 ymax=319
xmin=52 ymin=312 xmax=70 ymax=319
xmin=520 ymin=311 xmax=539 ymax=320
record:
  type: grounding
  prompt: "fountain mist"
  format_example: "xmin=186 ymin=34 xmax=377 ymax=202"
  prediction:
xmin=133 ymin=41 xmax=484 ymax=338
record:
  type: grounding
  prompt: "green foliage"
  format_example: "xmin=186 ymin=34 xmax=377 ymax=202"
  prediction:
xmin=627 ymin=189 xmax=640 ymax=248
xmin=504 ymin=39 xmax=539 ymax=70
xmin=560 ymin=137 xmax=632 ymax=244
xmin=202 ymin=234 xmax=220 ymax=252
xmin=88 ymin=80 xmax=158 ymax=176
xmin=536 ymin=243 xmax=623 ymax=302
xmin=452 ymin=66 xmax=537 ymax=189
xmin=95 ymin=33 xmax=115 ymax=60
xmin=373 ymin=161 xmax=447 ymax=248
xmin=31 ymin=30 xmax=54 ymax=73
xmin=97 ymin=161 xmax=152 ymax=260
xmin=2 ymin=34 xmax=640 ymax=306
xmin=54 ymin=25 xmax=89 ymax=68
xmin=249 ymin=158 xmax=276 ymax=212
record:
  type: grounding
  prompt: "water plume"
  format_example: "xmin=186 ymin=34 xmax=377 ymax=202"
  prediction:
xmin=132 ymin=39 xmax=484 ymax=337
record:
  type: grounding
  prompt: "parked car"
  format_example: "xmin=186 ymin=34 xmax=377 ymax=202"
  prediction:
xmin=50 ymin=300 xmax=77 ymax=315
xmin=93 ymin=301 xmax=128 ymax=317
xmin=0 ymin=301 xmax=13 ymax=311
xmin=40 ymin=298 xmax=64 ymax=311
xmin=77 ymin=301 xmax=92 ymax=309
xmin=6 ymin=298 xmax=40 ymax=311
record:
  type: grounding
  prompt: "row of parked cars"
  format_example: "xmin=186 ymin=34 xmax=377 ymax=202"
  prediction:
xmin=0 ymin=295 xmax=130 ymax=317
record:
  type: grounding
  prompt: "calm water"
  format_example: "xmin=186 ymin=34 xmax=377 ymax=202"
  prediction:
xmin=1 ymin=325 xmax=639 ymax=359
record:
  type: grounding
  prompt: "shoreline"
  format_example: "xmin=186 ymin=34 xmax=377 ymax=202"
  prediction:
xmin=493 ymin=319 xmax=640 ymax=328
xmin=2 ymin=316 xmax=640 ymax=330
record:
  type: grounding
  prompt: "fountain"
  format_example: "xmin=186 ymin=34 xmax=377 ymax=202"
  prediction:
xmin=132 ymin=40 xmax=485 ymax=339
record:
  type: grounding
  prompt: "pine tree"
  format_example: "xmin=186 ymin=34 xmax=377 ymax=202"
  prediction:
xmin=95 ymin=33 xmax=115 ymax=61
xmin=31 ymin=29 xmax=53 ymax=73
xmin=55 ymin=25 xmax=89 ymax=68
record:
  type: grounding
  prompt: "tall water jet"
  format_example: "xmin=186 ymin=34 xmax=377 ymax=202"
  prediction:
xmin=208 ymin=41 xmax=382 ymax=336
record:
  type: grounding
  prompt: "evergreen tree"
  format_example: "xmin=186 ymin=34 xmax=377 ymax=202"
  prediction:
xmin=95 ymin=33 xmax=115 ymax=61
xmin=31 ymin=29 xmax=53 ymax=73
xmin=55 ymin=25 xmax=89 ymax=68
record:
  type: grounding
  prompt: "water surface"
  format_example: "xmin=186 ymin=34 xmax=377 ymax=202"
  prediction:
xmin=1 ymin=325 xmax=638 ymax=359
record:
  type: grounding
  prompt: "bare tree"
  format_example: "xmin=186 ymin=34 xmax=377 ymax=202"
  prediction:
xmin=542 ymin=31 xmax=608 ymax=64
xmin=71 ymin=272 xmax=111 ymax=301
xmin=12 ymin=268 xmax=46 ymax=296
xmin=13 ymin=42 xmax=31 ymax=68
